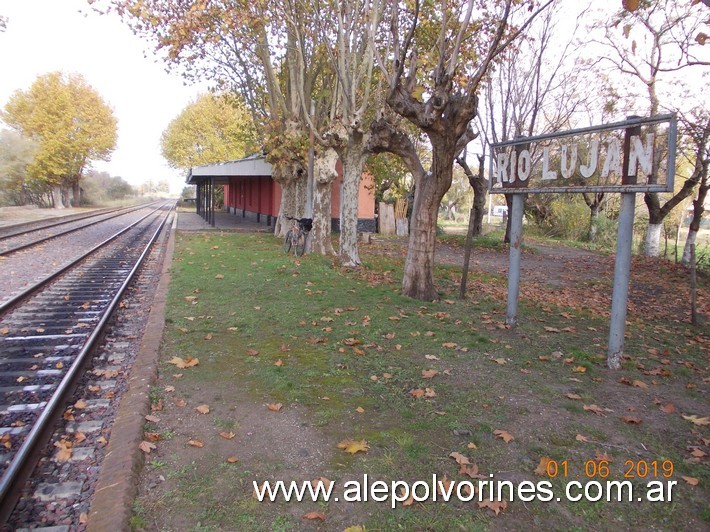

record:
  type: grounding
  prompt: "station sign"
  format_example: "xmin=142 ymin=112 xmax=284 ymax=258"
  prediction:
xmin=488 ymin=114 xmax=677 ymax=194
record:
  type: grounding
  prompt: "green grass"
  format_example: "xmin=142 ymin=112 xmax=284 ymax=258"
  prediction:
xmin=133 ymin=232 xmax=709 ymax=531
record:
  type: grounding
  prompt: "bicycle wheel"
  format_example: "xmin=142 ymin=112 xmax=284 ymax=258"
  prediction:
xmin=283 ymin=230 xmax=293 ymax=254
xmin=294 ymin=231 xmax=306 ymax=256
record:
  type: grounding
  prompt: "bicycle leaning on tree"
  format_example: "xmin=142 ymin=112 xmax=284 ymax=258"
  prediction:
xmin=282 ymin=216 xmax=313 ymax=257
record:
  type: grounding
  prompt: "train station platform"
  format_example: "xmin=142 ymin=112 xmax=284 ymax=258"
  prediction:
xmin=175 ymin=209 xmax=271 ymax=232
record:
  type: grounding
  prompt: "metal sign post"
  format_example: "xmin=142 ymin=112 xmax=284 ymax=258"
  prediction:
xmin=488 ymin=114 xmax=677 ymax=368
xmin=506 ymin=193 xmax=525 ymax=325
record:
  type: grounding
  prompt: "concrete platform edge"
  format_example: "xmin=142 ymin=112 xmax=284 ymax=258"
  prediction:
xmin=86 ymin=212 xmax=178 ymax=531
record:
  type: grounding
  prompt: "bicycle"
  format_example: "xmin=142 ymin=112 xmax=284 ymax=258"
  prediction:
xmin=282 ymin=216 xmax=312 ymax=256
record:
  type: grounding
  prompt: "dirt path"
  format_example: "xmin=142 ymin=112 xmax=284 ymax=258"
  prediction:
xmin=369 ymin=236 xmax=708 ymax=322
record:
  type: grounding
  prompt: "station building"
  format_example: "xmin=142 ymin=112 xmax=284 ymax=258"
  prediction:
xmin=186 ymin=154 xmax=376 ymax=232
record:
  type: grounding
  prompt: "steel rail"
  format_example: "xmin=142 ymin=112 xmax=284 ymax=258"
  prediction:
xmin=0 ymin=202 xmax=174 ymax=522
xmin=0 ymin=202 xmax=170 ymax=315
xmin=0 ymin=202 xmax=158 ymax=256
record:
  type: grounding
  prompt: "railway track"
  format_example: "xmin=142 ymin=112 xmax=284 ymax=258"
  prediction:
xmin=0 ymin=202 xmax=158 ymax=257
xmin=0 ymin=201 xmax=175 ymax=524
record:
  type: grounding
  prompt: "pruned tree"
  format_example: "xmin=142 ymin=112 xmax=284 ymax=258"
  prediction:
xmin=597 ymin=0 xmax=710 ymax=256
xmin=97 ymin=0 xmax=330 ymax=240
xmin=300 ymin=0 xmax=385 ymax=266
xmin=376 ymin=0 xmax=553 ymax=300
xmin=2 ymin=71 xmax=117 ymax=208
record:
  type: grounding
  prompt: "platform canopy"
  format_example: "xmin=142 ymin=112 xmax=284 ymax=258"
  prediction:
xmin=186 ymin=154 xmax=273 ymax=185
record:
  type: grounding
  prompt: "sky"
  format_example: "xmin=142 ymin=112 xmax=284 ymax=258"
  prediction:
xmin=0 ymin=0 xmax=210 ymax=192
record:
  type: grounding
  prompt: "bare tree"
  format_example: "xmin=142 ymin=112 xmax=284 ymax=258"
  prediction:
xmin=680 ymin=109 xmax=710 ymax=265
xmin=595 ymin=0 xmax=710 ymax=256
xmin=477 ymin=0 xmax=588 ymax=242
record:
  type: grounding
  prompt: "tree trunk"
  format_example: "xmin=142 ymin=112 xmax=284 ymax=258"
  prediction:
xmin=71 ymin=182 xmax=81 ymax=207
xmin=311 ymin=148 xmax=338 ymax=256
xmin=682 ymin=181 xmax=708 ymax=265
xmin=272 ymin=162 xmax=306 ymax=237
xmin=51 ymin=186 xmax=65 ymax=209
xmin=471 ymin=182 xmax=486 ymax=237
xmin=402 ymin=138 xmax=455 ymax=300
xmin=338 ymin=135 xmax=367 ymax=267
xmin=588 ymin=206 xmax=600 ymax=242
xmin=644 ymin=223 xmax=663 ymax=257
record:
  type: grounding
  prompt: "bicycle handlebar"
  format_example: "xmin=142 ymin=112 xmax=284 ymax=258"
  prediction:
xmin=285 ymin=216 xmax=313 ymax=231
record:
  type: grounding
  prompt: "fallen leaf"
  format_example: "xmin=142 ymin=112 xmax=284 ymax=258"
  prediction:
xmin=544 ymin=326 xmax=560 ymax=333
xmin=168 ymin=356 xmax=199 ymax=369
xmin=54 ymin=440 xmax=73 ymax=462
xmin=139 ymin=441 xmax=156 ymax=453
xmin=682 ymin=414 xmax=710 ymax=426
xmin=690 ymin=448 xmax=706 ymax=458
xmin=303 ymin=511 xmax=326 ymax=521
xmin=425 ymin=354 xmax=439 ymax=361
xmin=74 ymin=432 xmax=86 ymax=444
xmin=437 ymin=475 xmax=453 ymax=497
xmin=572 ymin=366 xmax=587 ymax=373
xmin=356 ymin=406 xmax=365 ymax=413
xmin=621 ymin=416 xmax=642 ymax=424
xmin=219 ymin=431 xmax=236 ymax=440
xmin=187 ymin=439 xmax=204 ymax=448
xmin=478 ymin=498 xmax=507 ymax=515
xmin=274 ymin=359 xmax=284 ymax=367
xmin=632 ymin=380 xmax=648 ymax=389
xmin=337 ymin=439 xmax=369 ymax=454
xmin=467 ymin=442 xmax=478 ymax=450
xmin=215 ymin=274 xmax=224 ymax=279
xmin=247 ymin=348 xmax=259 ymax=356
xmin=175 ymin=399 xmax=187 ymax=407
xmin=459 ymin=463 xmax=486 ymax=479
xmin=534 ymin=457 xmax=551 ymax=476
xmin=266 ymin=403 xmax=283 ymax=412
xmin=195 ymin=404 xmax=210 ymax=414
xmin=424 ymin=388 xmax=437 ymax=398
xmin=493 ymin=358 xmax=507 ymax=365
xmin=422 ymin=369 xmax=438 ymax=379
xmin=494 ymin=429 xmax=514 ymax=443
xmin=449 ymin=451 xmax=471 ymax=466
xmin=144 ymin=432 xmax=160 ymax=442
xmin=575 ymin=434 xmax=589 ymax=442
xmin=311 ymin=477 xmax=333 ymax=490
xmin=226 ymin=456 xmax=239 ymax=463
xmin=681 ymin=476 xmax=699 ymax=486
xmin=566 ymin=393 xmax=582 ymax=401
xmin=441 ymin=342 xmax=457 ymax=348
xmin=164 ymin=385 xmax=175 ymax=393
xmin=583 ymin=404 xmax=605 ymax=416
xmin=204 ymin=333 xmax=213 ymax=340
xmin=398 ymin=486 xmax=415 ymax=507
xmin=409 ymin=388 xmax=425 ymax=399
xmin=660 ymin=403 xmax=676 ymax=414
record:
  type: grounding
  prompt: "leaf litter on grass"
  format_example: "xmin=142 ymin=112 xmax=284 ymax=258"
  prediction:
xmin=133 ymin=232 xmax=709 ymax=531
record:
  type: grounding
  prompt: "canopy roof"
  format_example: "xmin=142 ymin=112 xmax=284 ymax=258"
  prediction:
xmin=186 ymin=154 xmax=273 ymax=185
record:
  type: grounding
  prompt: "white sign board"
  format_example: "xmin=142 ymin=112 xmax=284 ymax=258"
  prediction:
xmin=489 ymin=114 xmax=676 ymax=194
